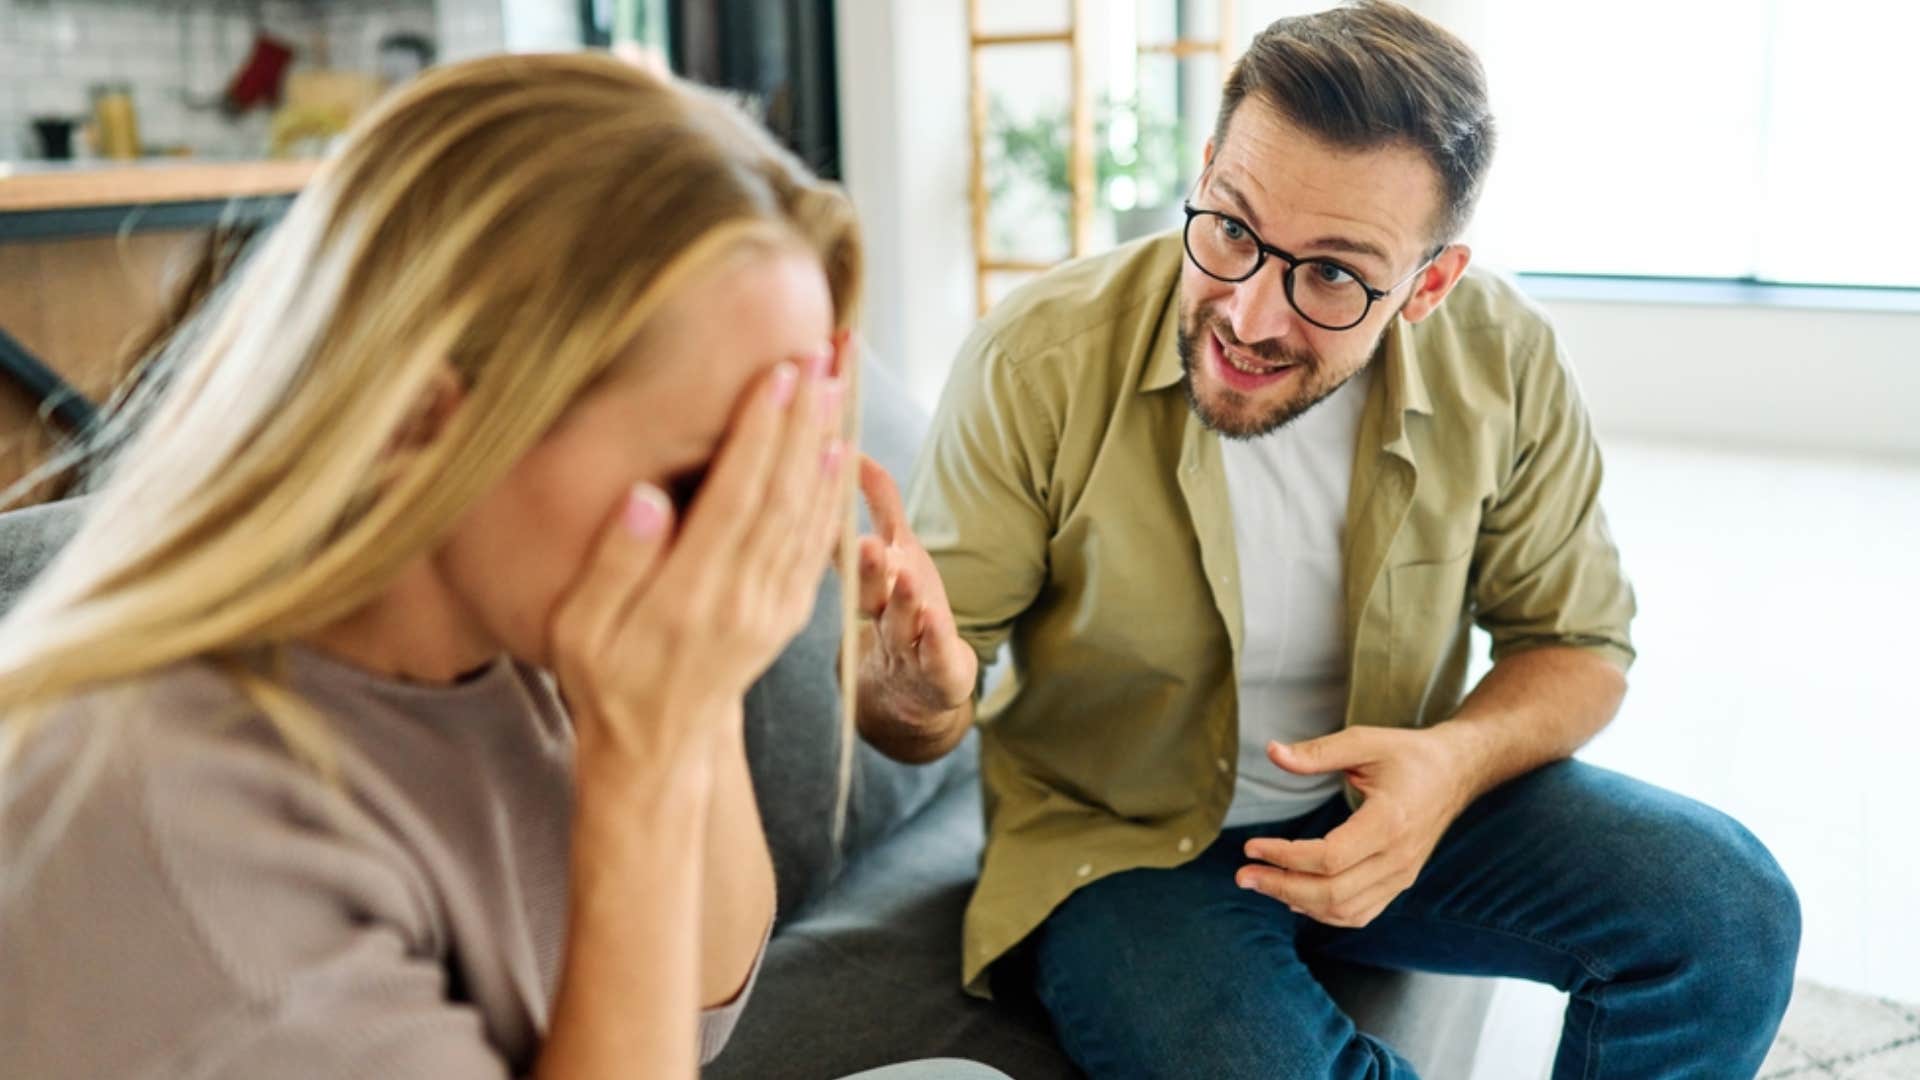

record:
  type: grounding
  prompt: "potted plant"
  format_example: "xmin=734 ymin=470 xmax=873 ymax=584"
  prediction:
xmin=987 ymin=94 xmax=1188 ymax=255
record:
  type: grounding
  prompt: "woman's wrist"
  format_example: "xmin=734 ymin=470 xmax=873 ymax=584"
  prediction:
xmin=571 ymin=694 xmax=740 ymax=784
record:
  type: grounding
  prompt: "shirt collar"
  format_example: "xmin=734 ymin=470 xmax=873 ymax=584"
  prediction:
xmin=1138 ymin=270 xmax=1187 ymax=394
xmin=1379 ymin=312 xmax=1434 ymax=420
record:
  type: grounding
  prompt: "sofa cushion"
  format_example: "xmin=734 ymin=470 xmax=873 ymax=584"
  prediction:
xmin=707 ymin=757 xmax=1078 ymax=1080
xmin=709 ymin=762 xmax=1495 ymax=1080
xmin=742 ymin=357 xmax=971 ymax=923
xmin=0 ymin=497 xmax=83 ymax=615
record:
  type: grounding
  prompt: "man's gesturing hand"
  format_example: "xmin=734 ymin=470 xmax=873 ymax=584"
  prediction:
xmin=1237 ymin=727 xmax=1476 ymax=928
xmin=853 ymin=457 xmax=976 ymax=753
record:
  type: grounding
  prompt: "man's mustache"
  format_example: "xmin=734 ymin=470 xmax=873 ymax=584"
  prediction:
xmin=1196 ymin=309 xmax=1316 ymax=368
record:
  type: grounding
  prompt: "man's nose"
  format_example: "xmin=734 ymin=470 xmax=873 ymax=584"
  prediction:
xmin=1225 ymin=261 xmax=1301 ymax=347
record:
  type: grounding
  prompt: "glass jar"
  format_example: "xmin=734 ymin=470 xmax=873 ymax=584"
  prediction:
xmin=90 ymin=82 xmax=141 ymax=160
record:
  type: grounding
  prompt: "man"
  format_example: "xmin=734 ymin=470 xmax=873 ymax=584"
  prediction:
xmin=849 ymin=2 xmax=1800 ymax=1075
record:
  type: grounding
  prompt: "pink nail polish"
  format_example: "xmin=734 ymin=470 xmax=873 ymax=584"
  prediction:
xmin=806 ymin=346 xmax=834 ymax=378
xmin=624 ymin=484 xmax=668 ymax=537
xmin=771 ymin=362 xmax=799 ymax=407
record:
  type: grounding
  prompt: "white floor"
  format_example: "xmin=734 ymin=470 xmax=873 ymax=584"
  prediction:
xmin=1467 ymin=438 xmax=1920 ymax=1080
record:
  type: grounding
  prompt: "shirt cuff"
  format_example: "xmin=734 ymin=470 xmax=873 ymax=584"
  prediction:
xmin=696 ymin=911 xmax=774 ymax=1065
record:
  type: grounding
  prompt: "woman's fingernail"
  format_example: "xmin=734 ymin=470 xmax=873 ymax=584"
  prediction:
xmin=771 ymin=362 xmax=799 ymax=407
xmin=806 ymin=345 xmax=834 ymax=378
xmin=624 ymin=483 xmax=670 ymax=537
xmin=822 ymin=439 xmax=846 ymax=475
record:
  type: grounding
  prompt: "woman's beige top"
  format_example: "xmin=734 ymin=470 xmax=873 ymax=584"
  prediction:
xmin=0 ymin=648 xmax=763 ymax=1078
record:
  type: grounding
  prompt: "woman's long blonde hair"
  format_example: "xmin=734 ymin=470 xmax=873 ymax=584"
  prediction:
xmin=0 ymin=54 xmax=863 ymax=782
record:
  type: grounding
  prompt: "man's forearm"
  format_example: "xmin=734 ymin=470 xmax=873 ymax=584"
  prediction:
xmin=1432 ymin=645 xmax=1628 ymax=804
xmin=854 ymin=624 xmax=974 ymax=764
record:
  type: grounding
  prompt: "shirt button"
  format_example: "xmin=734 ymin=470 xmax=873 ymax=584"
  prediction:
xmin=1076 ymin=863 xmax=1093 ymax=878
xmin=1215 ymin=757 xmax=1230 ymax=773
xmin=1177 ymin=836 xmax=1194 ymax=854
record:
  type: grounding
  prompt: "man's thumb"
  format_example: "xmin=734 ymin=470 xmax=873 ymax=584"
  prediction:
xmin=1268 ymin=731 xmax=1373 ymax=776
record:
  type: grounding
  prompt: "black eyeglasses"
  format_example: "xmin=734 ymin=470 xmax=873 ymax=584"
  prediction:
xmin=1182 ymin=203 xmax=1436 ymax=332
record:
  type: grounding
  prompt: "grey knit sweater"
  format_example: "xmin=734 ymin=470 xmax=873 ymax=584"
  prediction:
xmin=0 ymin=648 xmax=762 ymax=1078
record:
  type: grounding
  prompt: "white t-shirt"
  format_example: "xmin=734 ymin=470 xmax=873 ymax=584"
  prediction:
xmin=1219 ymin=366 xmax=1371 ymax=828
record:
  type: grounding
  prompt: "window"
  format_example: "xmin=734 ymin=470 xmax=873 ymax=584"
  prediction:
xmin=1457 ymin=0 xmax=1919 ymax=289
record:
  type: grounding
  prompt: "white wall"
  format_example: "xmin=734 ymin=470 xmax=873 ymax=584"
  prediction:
xmin=835 ymin=0 xmax=975 ymax=407
xmin=499 ymin=0 xmax=580 ymax=53
xmin=1537 ymin=294 xmax=1920 ymax=459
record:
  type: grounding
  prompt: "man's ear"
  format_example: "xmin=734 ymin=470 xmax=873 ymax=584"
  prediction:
xmin=1202 ymin=137 xmax=1216 ymax=169
xmin=1398 ymin=243 xmax=1472 ymax=325
xmin=391 ymin=364 xmax=466 ymax=454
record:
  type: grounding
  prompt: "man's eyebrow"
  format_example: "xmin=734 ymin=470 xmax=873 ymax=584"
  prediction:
xmin=1212 ymin=177 xmax=1264 ymax=232
xmin=1303 ymin=234 xmax=1391 ymax=267
xmin=1212 ymin=175 xmax=1392 ymax=271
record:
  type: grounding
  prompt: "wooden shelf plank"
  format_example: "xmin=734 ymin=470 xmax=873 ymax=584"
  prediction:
xmin=1138 ymin=40 xmax=1224 ymax=57
xmin=970 ymin=31 xmax=1073 ymax=47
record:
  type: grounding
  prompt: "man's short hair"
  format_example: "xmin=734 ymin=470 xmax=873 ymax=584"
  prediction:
xmin=1213 ymin=0 xmax=1496 ymax=246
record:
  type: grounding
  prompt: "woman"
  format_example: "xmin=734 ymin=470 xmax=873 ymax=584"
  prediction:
xmin=0 ymin=54 xmax=999 ymax=1080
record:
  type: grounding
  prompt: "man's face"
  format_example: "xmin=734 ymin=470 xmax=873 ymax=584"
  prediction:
xmin=1178 ymin=101 xmax=1447 ymax=439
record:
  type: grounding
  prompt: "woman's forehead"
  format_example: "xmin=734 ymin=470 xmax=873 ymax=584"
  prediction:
xmin=602 ymin=249 xmax=834 ymax=433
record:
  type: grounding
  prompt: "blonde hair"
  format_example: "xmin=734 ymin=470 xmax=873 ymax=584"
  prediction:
xmin=0 ymin=54 xmax=863 ymax=800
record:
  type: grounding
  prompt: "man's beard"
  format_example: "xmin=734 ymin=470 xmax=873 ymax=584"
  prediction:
xmin=1176 ymin=304 xmax=1374 ymax=440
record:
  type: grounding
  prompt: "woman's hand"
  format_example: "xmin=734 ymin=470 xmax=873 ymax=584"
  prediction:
xmin=548 ymin=343 xmax=851 ymax=771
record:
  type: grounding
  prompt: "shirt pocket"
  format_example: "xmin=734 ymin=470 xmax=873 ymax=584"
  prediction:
xmin=1387 ymin=552 xmax=1475 ymax=725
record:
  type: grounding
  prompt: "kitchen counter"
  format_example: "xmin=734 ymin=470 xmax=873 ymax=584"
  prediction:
xmin=0 ymin=158 xmax=314 ymax=242
xmin=0 ymin=159 xmax=316 ymax=212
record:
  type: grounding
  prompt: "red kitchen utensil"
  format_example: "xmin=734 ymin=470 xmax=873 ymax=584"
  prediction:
xmin=224 ymin=32 xmax=294 ymax=115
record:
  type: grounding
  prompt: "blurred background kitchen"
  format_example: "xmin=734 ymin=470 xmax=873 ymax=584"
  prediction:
xmin=0 ymin=0 xmax=447 ymax=164
xmin=0 ymin=0 xmax=844 ymax=167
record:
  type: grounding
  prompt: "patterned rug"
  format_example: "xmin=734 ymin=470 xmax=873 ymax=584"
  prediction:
xmin=1758 ymin=980 xmax=1920 ymax=1078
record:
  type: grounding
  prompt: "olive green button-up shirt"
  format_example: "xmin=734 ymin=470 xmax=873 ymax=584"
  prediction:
xmin=906 ymin=232 xmax=1635 ymax=997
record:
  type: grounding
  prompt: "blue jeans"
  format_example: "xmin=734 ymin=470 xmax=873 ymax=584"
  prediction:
xmin=1029 ymin=761 xmax=1800 ymax=1079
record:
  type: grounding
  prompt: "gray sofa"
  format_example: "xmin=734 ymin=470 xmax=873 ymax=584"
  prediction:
xmin=0 ymin=360 xmax=1494 ymax=1078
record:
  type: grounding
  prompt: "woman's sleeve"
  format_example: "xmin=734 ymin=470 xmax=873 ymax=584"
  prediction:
xmin=697 ymin=911 xmax=773 ymax=1063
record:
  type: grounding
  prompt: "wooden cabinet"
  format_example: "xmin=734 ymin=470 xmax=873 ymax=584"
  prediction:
xmin=0 ymin=230 xmax=197 ymax=500
xmin=0 ymin=161 xmax=312 ymax=502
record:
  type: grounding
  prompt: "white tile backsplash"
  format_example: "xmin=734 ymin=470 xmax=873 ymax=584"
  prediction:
xmin=0 ymin=0 xmax=489 ymax=163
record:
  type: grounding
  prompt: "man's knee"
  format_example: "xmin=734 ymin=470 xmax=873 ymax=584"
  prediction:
xmin=1713 ymin=820 xmax=1801 ymax=989
xmin=1646 ymin=802 xmax=1801 ymax=1004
